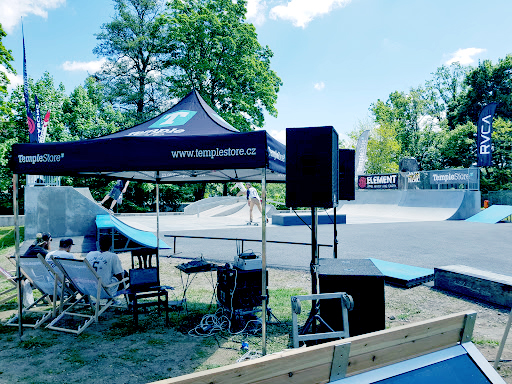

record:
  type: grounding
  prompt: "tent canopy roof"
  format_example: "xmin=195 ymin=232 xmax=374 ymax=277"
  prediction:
xmin=10 ymin=90 xmax=286 ymax=183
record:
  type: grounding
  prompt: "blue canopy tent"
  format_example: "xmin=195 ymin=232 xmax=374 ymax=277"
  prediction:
xmin=10 ymin=90 xmax=286 ymax=352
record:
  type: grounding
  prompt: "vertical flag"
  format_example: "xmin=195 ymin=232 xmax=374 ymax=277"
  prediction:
xmin=34 ymin=95 xmax=42 ymax=142
xmin=477 ymin=103 xmax=499 ymax=167
xmin=22 ymin=25 xmax=37 ymax=143
xmin=354 ymin=130 xmax=370 ymax=176
xmin=41 ymin=110 xmax=51 ymax=143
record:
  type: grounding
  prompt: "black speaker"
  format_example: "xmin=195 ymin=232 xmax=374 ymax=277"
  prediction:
xmin=339 ymin=149 xmax=355 ymax=201
xmin=318 ymin=258 xmax=385 ymax=337
xmin=286 ymin=126 xmax=339 ymax=208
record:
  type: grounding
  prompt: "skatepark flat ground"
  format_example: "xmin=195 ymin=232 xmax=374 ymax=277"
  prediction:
xmin=118 ymin=213 xmax=512 ymax=277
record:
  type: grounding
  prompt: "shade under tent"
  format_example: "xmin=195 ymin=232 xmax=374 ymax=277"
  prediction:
xmin=10 ymin=90 xmax=286 ymax=355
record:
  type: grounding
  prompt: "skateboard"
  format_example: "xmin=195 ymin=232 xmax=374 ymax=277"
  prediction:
xmin=246 ymin=221 xmax=259 ymax=226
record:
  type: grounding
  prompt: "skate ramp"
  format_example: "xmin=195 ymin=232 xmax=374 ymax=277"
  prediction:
xmin=24 ymin=186 xmax=110 ymax=238
xmin=183 ymin=196 xmax=240 ymax=215
xmin=186 ymin=196 xmax=276 ymax=219
xmin=465 ymin=205 xmax=512 ymax=223
xmin=338 ymin=190 xmax=480 ymax=223
xmin=369 ymin=258 xmax=434 ymax=288
xmin=96 ymin=214 xmax=171 ymax=250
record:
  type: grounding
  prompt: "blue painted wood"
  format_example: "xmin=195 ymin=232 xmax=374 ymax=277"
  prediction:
xmin=369 ymin=258 xmax=434 ymax=288
xmin=96 ymin=215 xmax=171 ymax=249
xmin=272 ymin=212 xmax=346 ymax=226
xmin=465 ymin=205 xmax=512 ymax=223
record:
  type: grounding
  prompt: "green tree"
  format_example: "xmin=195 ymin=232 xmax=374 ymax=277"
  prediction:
xmin=371 ymin=89 xmax=429 ymax=162
xmin=9 ymin=72 xmax=68 ymax=143
xmin=0 ymin=23 xmax=15 ymax=118
xmin=424 ymin=63 xmax=469 ymax=120
xmin=162 ymin=0 xmax=282 ymax=131
xmin=62 ymin=76 xmax=125 ymax=140
xmin=449 ymin=55 xmax=512 ymax=128
xmin=479 ymin=118 xmax=512 ymax=193
xmin=439 ymin=122 xmax=476 ymax=169
xmin=365 ymin=122 xmax=400 ymax=174
xmin=94 ymin=0 xmax=170 ymax=121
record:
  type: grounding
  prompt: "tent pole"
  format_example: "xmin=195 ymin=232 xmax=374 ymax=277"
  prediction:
xmin=261 ymin=169 xmax=267 ymax=356
xmin=156 ymin=173 xmax=160 ymax=259
xmin=13 ymin=173 xmax=22 ymax=338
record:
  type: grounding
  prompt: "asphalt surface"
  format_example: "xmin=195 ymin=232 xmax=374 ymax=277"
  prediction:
xmin=119 ymin=213 xmax=512 ymax=277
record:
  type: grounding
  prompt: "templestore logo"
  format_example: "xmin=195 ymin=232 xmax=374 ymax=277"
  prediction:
xmin=432 ymin=172 xmax=470 ymax=182
xmin=268 ymin=146 xmax=285 ymax=162
xmin=18 ymin=153 xmax=63 ymax=164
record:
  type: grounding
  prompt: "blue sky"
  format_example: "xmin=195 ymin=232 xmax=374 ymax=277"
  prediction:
xmin=1 ymin=0 xmax=511 ymax=144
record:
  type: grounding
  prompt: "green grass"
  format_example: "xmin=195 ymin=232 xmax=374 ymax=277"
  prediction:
xmin=63 ymin=347 xmax=87 ymax=366
xmin=0 ymin=226 xmax=24 ymax=250
xmin=472 ymin=338 xmax=500 ymax=346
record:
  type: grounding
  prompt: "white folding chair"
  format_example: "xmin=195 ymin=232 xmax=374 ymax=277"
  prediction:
xmin=6 ymin=254 xmax=74 ymax=328
xmin=0 ymin=265 xmax=17 ymax=305
xmin=47 ymin=257 xmax=128 ymax=335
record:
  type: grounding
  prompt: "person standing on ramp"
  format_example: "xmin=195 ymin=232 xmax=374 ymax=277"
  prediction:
xmin=245 ymin=183 xmax=266 ymax=224
xmin=99 ymin=179 xmax=129 ymax=213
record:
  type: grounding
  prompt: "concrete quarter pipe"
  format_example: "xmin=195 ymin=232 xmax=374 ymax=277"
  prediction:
xmin=337 ymin=189 xmax=481 ymax=223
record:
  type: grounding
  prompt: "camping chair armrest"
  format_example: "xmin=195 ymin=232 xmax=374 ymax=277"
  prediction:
xmin=105 ymin=276 xmax=129 ymax=289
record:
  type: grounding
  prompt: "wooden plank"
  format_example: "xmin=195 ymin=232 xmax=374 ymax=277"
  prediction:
xmin=152 ymin=311 xmax=474 ymax=384
xmin=346 ymin=329 xmax=462 ymax=376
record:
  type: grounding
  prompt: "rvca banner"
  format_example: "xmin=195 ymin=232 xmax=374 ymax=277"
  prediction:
xmin=477 ymin=103 xmax=498 ymax=167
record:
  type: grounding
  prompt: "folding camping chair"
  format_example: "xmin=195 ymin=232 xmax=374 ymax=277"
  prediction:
xmin=120 ymin=248 xmax=178 ymax=327
xmin=6 ymin=254 xmax=75 ymax=329
xmin=47 ymin=257 xmax=129 ymax=335
xmin=0 ymin=264 xmax=17 ymax=305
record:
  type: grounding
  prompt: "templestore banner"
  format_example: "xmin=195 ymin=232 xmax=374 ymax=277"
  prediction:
xmin=429 ymin=169 xmax=479 ymax=185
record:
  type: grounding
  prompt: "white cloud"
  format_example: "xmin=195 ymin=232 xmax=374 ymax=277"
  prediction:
xmin=246 ymin=0 xmax=267 ymax=26
xmin=0 ymin=65 xmax=23 ymax=92
xmin=314 ymin=81 xmax=325 ymax=91
xmin=269 ymin=0 xmax=352 ymax=28
xmin=61 ymin=58 xmax=106 ymax=73
xmin=445 ymin=48 xmax=486 ymax=66
xmin=0 ymin=0 xmax=66 ymax=33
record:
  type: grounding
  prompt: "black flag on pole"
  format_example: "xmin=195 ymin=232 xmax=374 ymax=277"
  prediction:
xmin=477 ymin=103 xmax=498 ymax=167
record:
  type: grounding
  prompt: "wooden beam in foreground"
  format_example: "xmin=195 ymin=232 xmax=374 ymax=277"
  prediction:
xmin=152 ymin=311 xmax=476 ymax=384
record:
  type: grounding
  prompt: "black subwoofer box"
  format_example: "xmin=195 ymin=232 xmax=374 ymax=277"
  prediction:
xmin=318 ymin=258 xmax=385 ymax=337
xmin=217 ymin=267 xmax=267 ymax=310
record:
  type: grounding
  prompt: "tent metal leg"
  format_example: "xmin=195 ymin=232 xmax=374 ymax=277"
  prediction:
xmin=261 ymin=169 xmax=267 ymax=356
xmin=13 ymin=173 xmax=22 ymax=338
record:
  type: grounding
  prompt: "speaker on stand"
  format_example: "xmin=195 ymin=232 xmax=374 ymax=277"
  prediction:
xmin=286 ymin=126 xmax=339 ymax=337
xmin=334 ymin=149 xmax=356 ymax=258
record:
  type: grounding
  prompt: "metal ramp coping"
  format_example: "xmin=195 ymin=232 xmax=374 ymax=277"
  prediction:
xmin=465 ymin=205 xmax=512 ymax=224
xmin=369 ymin=258 xmax=434 ymax=288
xmin=95 ymin=214 xmax=171 ymax=252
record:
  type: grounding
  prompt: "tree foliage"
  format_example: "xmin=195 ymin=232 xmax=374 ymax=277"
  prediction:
xmin=449 ymin=55 xmax=512 ymax=128
xmin=0 ymin=23 xmax=14 ymax=117
xmin=94 ymin=0 xmax=170 ymax=121
xmin=161 ymin=0 xmax=282 ymax=131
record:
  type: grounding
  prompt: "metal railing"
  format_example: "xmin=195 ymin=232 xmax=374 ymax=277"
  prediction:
xmin=26 ymin=175 xmax=61 ymax=187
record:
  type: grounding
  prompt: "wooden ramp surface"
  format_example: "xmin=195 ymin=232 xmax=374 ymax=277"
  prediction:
xmin=151 ymin=311 xmax=477 ymax=384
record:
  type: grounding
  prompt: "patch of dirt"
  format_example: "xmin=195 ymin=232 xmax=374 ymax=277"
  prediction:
xmin=1 ymin=249 xmax=511 ymax=383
